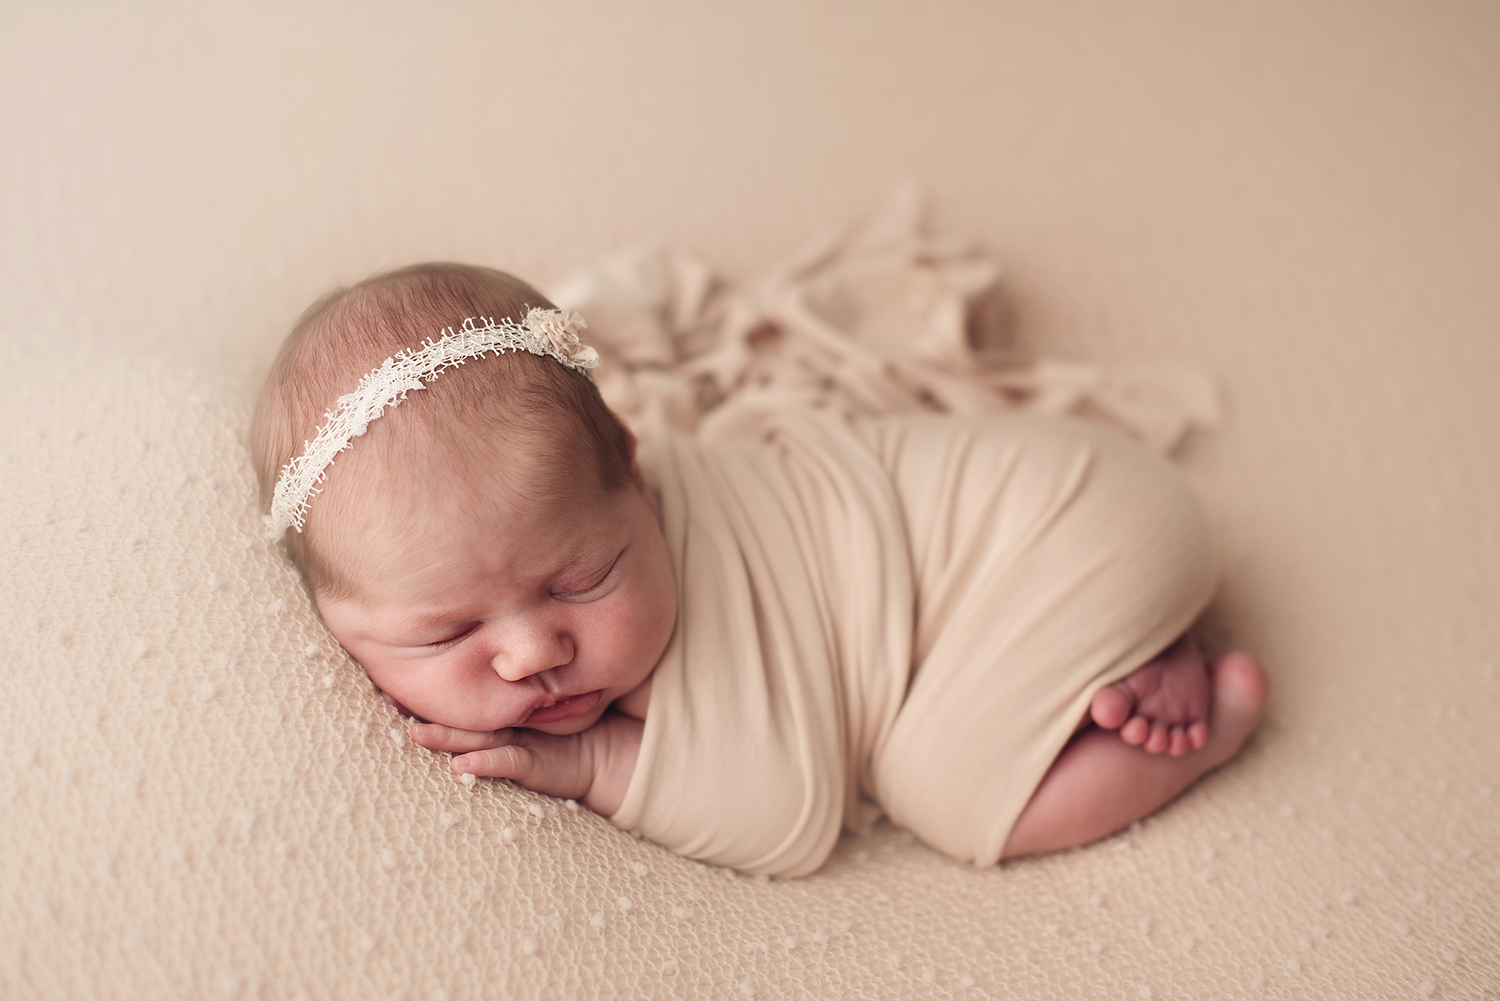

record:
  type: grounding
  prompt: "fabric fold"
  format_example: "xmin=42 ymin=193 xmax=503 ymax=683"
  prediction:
xmin=611 ymin=401 xmax=914 ymax=877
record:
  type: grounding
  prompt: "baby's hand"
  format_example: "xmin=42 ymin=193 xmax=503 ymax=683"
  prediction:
xmin=409 ymin=714 xmax=643 ymax=816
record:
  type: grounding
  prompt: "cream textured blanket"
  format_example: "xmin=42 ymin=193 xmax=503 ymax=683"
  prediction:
xmin=616 ymin=404 xmax=1214 ymax=876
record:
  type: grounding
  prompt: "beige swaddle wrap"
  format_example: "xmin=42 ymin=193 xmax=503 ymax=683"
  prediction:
xmin=612 ymin=401 xmax=1216 ymax=876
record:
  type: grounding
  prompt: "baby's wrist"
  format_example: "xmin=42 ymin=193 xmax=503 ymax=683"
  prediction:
xmin=581 ymin=714 xmax=644 ymax=816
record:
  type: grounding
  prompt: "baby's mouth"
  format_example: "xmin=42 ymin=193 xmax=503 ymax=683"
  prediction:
xmin=522 ymin=690 xmax=602 ymax=725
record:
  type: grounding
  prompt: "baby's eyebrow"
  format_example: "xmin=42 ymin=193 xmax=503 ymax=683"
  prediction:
xmin=370 ymin=609 xmax=470 ymax=641
xmin=403 ymin=610 xmax=466 ymax=629
xmin=524 ymin=534 xmax=623 ymax=582
xmin=549 ymin=549 xmax=615 ymax=579
xmin=364 ymin=526 xmax=628 ymax=637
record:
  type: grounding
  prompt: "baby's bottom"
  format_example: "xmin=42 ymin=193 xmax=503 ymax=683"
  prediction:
xmin=858 ymin=412 xmax=1230 ymax=865
xmin=1002 ymin=649 xmax=1267 ymax=858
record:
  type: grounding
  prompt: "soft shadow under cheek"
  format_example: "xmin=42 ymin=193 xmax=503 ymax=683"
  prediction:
xmin=376 ymin=688 xmax=429 ymax=724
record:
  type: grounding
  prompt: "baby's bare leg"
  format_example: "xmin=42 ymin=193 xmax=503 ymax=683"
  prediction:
xmin=1002 ymin=652 xmax=1267 ymax=859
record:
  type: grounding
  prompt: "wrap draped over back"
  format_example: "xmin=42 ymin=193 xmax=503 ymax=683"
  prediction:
xmin=612 ymin=401 xmax=1215 ymax=876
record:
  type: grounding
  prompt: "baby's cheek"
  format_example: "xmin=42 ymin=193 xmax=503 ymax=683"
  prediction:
xmin=649 ymin=574 xmax=678 ymax=646
xmin=377 ymin=689 xmax=417 ymax=717
xmin=602 ymin=602 xmax=664 ymax=672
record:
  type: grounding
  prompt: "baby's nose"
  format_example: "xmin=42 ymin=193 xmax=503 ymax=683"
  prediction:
xmin=491 ymin=627 xmax=574 ymax=683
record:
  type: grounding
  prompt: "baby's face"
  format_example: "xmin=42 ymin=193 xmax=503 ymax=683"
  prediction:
xmin=315 ymin=463 xmax=676 ymax=736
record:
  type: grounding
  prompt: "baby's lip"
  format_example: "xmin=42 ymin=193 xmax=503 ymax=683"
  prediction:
xmin=521 ymin=689 xmax=602 ymax=725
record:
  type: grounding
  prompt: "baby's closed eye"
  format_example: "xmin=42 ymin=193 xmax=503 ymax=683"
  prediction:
xmin=424 ymin=623 xmax=480 ymax=649
xmin=551 ymin=549 xmax=624 ymax=602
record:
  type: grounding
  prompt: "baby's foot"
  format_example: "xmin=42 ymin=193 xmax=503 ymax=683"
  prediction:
xmin=1090 ymin=634 xmax=1211 ymax=755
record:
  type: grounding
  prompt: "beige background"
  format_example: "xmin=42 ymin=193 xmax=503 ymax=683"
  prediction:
xmin=3 ymin=1 xmax=1498 ymax=998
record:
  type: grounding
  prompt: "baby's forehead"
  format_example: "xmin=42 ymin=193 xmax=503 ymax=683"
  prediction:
xmin=326 ymin=428 xmax=609 ymax=537
xmin=317 ymin=472 xmax=633 ymax=603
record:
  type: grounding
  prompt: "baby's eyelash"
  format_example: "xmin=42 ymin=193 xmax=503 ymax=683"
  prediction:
xmin=554 ymin=551 xmax=624 ymax=600
xmin=427 ymin=624 xmax=478 ymax=649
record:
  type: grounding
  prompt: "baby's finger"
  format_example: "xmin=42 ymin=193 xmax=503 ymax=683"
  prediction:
xmin=451 ymin=735 xmax=591 ymax=801
xmin=410 ymin=722 xmax=512 ymax=753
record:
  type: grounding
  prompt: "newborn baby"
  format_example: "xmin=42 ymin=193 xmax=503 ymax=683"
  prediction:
xmin=252 ymin=262 xmax=1267 ymax=876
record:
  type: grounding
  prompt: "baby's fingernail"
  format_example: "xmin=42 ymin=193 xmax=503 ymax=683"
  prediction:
xmin=451 ymin=757 xmax=471 ymax=773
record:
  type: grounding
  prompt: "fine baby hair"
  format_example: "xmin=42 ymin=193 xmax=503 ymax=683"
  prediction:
xmin=251 ymin=263 xmax=635 ymax=597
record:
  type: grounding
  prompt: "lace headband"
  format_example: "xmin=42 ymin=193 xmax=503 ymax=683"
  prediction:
xmin=265 ymin=308 xmax=600 ymax=539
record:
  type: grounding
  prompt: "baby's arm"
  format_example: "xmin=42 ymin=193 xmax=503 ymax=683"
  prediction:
xmin=410 ymin=712 xmax=642 ymax=815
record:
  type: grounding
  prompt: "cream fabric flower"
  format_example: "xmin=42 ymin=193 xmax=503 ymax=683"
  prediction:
xmin=524 ymin=308 xmax=601 ymax=371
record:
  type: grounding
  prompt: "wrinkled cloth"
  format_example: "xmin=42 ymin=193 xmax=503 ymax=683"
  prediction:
xmin=551 ymin=187 xmax=1220 ymax=456
xmin=611 ymin=402 xmax=1215 ymax=876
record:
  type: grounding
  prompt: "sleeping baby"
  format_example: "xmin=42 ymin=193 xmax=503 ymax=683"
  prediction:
xmin=251 ymin=263 xmax=1268 ymax=876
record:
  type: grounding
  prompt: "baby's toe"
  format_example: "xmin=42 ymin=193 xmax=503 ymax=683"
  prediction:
xmin=1188 ymin=720 xmax=1209 ymax=750
xmin=1167 ymin=726 xmax=1191 ymax=756
xmin=1091 ymin=684 xmax=1134 ymax=730
xmin=1120 ymin=716 xmax=1151 ymax=746
xmin=1144 ymin=722 xmax=1171 ymax=754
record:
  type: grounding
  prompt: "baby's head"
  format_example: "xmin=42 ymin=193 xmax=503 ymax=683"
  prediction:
xmin=253 ymin=263 xmax=632 ymax=595
xmin=252 ymin=263 xmax=677 ymax=735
